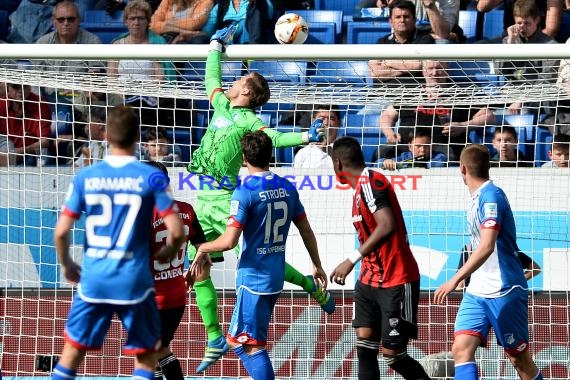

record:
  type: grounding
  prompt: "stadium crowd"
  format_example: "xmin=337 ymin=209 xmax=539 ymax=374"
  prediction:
xmin=0 ymin=0 xmax=569 ymax=170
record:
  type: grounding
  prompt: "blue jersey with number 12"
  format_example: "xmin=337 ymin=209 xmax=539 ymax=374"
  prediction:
xmin=227 ymin=172 xmax=306 ymax=294
xmin=62 ymin=156 xmax=176 ymax=304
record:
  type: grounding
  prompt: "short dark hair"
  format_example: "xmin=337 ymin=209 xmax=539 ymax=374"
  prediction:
xmin=106 ymin=106 xmax=139 ymax=149
xmin=460 ymin=144 xmax=490 ymax=179
xmin=390 ymin=0 xmax=417 ymax=18
xmin=145 ymin=160 xmax=168 ymax=175
xmin=493 ymin=125 xmax=518 ymax=141
xmin=552 ymin=133 xmax=570 ymax=150
xmin=245 ymin=72 xmax=270 ymax=109
xmin=332 ymin=136 xmax=365 ymax=168
xmin=408 ymin=127 xmax=432 ymax=143
xmin=146 ymin=127 xmax=168 ymax=142
xmin=313 ymin=104 xmax=341 ymax=121
xmin=241 ymin=131 xmax=273 ymax=168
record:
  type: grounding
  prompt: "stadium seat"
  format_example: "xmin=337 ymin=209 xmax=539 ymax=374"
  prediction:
xmin=556 ymin=11 xmax=570 ymax=42
xmin=535 ymin=127 xmax=553 ymax=164
xmin=483 ymin=9 xmax=504 ymax=40
xmin=275 ymin=125 xmax=303 ymax=165
xmin=447 ymin=60 xmax=491 ymax=82
xmin=310 ymin=61 xmax=372 ymax=85
xmin=81 ymin=10 xmax=127 ymax=43
xmin=315 ymin=0 xmax=359 ymax=16
xmin=341 ymin=112 xmax=384 ymax=163
xmin=458 ymin=10 xmax=478 ymax=42
xmin=304 ymin=22 xmax=336 ymax=44
xmin=290 ymin=10 xmax=343 ymax=36
xmin=248 ymin=61 xmax=308 ymax=84
xmin=346 ymin=21 xmax=392 ymax=44
xmin=0 ymin=10 xmax=8 ymax=41
xmin=257 ymin=112 xmax=272 ymax=127
xmin=221 ymin=61 xmax=245 ymax=81
xmin=180 ymin=61 xmax=206 ymax=82
xmin=167 ymin=127 xmax=192 ymax=163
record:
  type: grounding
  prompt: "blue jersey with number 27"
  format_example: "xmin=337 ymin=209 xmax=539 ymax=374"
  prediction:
xmin=62 ymin=156 xmax=176 ymax=304
xmin=227 ymin=172 xmax=306 ymax=294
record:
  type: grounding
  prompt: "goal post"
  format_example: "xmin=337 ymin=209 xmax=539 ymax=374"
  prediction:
xmin=1 ymin=44 xmax=569 ymax=379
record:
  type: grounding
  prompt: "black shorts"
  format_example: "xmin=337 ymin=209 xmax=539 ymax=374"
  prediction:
xmin=353 ymin=280 xmax=420 ymax=350
xmin=159 ymin=305 xmax=185 ymax=347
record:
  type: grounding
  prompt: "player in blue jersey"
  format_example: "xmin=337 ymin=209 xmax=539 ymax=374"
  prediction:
xmin=51 ymin=106 xmax=185 ymax=380
xmin=190 ymin=131 xmax=328 ymax=380
xmin=434 ymin=144 xmax=543 ymax=380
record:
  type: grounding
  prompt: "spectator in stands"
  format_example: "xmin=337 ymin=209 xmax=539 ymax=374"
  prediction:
xmin=498 ymin=0 xmax=558 ymax=116
xmin=476 ymin=0 xmax=562 ymax=39
xmin=35 ymin=0 xmax=103 ymax=164
xmin=37 ymin=1 xmax=101 ymax=46
xmin=541 ymin=133 xmax=570 ymax=167
xmin=293 ymin=104 xmax=341 ymax=169
xmin=108 ymin=0 xmax=179 ymax=130
xmin=0 ymin=83 xmax=52 ymax=166
xmin=355 ymin=0 xmax=461 ymax=42
xmin=542 ymin=37 xmax=570 ymax=136
xmin=368 ymin=1 xmax=435 ymax=85
xmin=210 ymin=0 xmax=275 ymax=44
xmin=143 ymin=127 xmax=183 ymax=166
xmin=376 ymin=127 xmax=448 ymax=170
xmin=490 ymin=125 xmax=534 ymax=167
xmin=150 ymin=0 xmax=214 ymax=44
xmin=0 ymin=134 xmax=15 ymax=167
xmin=74 ymin=106 xmax=108 ymax=168
xmin=377 ymin=60 xmax=495 ymax=161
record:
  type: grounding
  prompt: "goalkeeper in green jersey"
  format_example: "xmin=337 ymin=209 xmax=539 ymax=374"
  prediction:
xmin=186 ymin=25 xmax=336 ymax=374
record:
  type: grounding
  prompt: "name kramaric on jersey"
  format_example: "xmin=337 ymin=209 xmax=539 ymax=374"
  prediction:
xmin=84 ymin=177 xmax=144 ymax=192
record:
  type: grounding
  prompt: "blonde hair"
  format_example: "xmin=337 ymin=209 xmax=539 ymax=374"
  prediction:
xmin=124 ymin=0 xmax=153 ymax=23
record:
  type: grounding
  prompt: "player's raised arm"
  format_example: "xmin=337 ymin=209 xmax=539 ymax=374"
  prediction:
xmin=205 ymin=25 xmax=237 ymax=106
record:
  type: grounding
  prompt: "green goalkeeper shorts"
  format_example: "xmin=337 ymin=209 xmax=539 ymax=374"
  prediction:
xmin=187 ymin=189 xmax=233 ymax=262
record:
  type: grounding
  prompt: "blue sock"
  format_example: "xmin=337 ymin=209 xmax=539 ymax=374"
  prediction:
xmin=52 ymin=363 xmax=77 ymax=380
xmin=132 ymin=368 xmax=154 ymax=380
xmin=234 ymin=345 xmax=254 ymax=376
xmin=249 ymin=349 xmax=274 ymax=380
xmin=455 ymin=361 xmax=478 ymax=380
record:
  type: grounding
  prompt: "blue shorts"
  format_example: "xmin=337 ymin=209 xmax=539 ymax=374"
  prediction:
xmin=65 ymin=293 xmax=161 ymax=355
xmin=227 ymin=287 xmax=279 ymax=346
xmin=455 ymin=287 xmax=529 ymax=354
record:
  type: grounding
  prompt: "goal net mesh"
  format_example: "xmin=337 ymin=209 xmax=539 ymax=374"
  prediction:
xmin=1 ymin=56 xmax=569 ymax=379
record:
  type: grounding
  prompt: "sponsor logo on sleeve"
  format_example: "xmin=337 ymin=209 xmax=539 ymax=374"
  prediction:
xmin=484 ymin=203 xmax=498 ymax=218
xmin=230 ymin=200 xmax=239 ymax=215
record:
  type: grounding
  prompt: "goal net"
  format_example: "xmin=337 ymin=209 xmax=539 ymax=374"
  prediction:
xmin=1 ymin=44 xmax=569 ymax=379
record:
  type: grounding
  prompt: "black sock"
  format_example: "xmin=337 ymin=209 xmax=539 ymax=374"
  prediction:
xmin=159 ymin=353 xmax=184 ymax=380
xmin=356 ymin=338 xmax=380 ymax=379
xmin=387 ymin=353 xmax=432 ymax=380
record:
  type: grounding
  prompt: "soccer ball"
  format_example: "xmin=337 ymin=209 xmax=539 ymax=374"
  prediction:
xmin=274 ymin=13 xmax=309 ymax=45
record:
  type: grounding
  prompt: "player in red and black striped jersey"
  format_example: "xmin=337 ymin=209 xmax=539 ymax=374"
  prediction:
xmin=329 ymin=137 xmax=430 ymax=380
xmin=147 ymin=161 xmax=206 ymax=380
